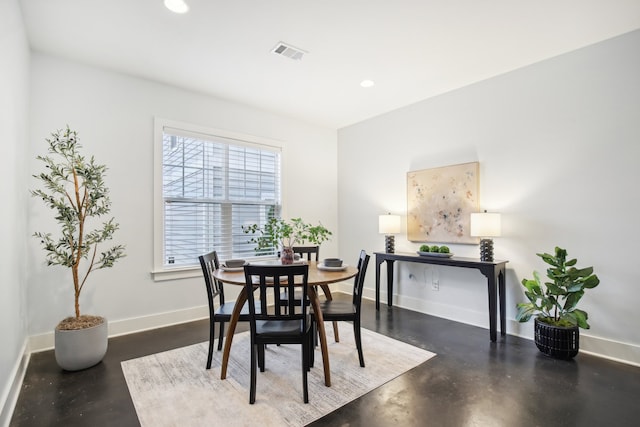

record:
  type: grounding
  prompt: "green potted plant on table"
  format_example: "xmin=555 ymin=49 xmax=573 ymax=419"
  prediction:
xmin=516 ymin=246 xmax=600 ymax=359
xmin=32 ymin=126 xmax=125 ymax=371
xmin=242 ymin=217 xmax=332 ymax=263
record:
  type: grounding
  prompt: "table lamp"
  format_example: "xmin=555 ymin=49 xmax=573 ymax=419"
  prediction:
xmin=470 ymin=211 xmax=501 ymax=261
xmin=379 ymin=213 xmax=401 ymax=253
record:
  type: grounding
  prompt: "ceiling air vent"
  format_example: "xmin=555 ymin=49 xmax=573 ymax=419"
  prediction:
xmin=271 ymin=42 xmax=306 ymax=61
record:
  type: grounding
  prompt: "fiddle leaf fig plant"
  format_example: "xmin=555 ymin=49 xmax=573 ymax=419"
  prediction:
xmin=31 ymin=126 xmax=125 ymax=327
xmin=516 ymin=247 xmax=599 ymax=329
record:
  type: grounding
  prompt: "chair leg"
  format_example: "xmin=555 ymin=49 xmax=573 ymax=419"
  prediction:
xmin=353 ymin=319 xmax=365 ymax=367
xmin=333 ymin=320 xmax=340 ymax=342
xmin=310 ymin=315 xmax=320 ymax=348
xmin=217 ymin=321 xmax=225 ymax=351
xmin=302 ymin=338 xmax=309 ymax=403
xmin=206 ymin=319 xmax=215 ymax=369
xmin=250 ymin=344 xmax=257 ymax=404
xmin=311 ymin=318 xmax=318 ymax=347
xmin=308 ymin=326 xmax=315 ymax=369
xmin=258 ymin=344 xmax=265 ymax=372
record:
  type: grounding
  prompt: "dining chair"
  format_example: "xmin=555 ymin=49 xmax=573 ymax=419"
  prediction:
xmin=198 ymin=250 xmax=254 ymax=370
xmin=313 ymin=250 xmax=370 ymax=367
xmin=280 ymin=245 xmax=339 ymax=342
xmin=293 ymin=245 xmax=320 ymax=261
xmin=278 ymin=245 xmax=319 ymax=307
xmin=243 ymin=263 xmax=313 ymax=404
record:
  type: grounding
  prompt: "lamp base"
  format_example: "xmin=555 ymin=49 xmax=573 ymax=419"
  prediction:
xmin=385 ymin=235 xmax=395 ymax=253
xmin=479 ymin=238 xmax=494 ymax=262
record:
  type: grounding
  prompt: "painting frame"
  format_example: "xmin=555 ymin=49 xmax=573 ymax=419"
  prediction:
xmin=407 ymin=161 xmax=480 ymax=244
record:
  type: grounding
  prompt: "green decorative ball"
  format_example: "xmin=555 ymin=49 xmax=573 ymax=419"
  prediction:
xmin=419 ymin=244 xmax=430 ymax=252
xmin=430 ymin=245 xmax=440 ymax=252
xmin=439 ymin=246 xmax=450 ymax=253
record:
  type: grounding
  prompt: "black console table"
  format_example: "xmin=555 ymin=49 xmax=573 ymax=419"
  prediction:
xmin=375 ymin=252 xmax=508 ymax=342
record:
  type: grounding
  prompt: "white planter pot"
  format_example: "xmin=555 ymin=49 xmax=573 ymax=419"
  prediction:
xmin=54 ymin=318 xmax=108 ymax=371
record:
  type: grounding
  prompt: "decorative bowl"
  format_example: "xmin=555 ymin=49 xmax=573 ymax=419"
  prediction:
xmin=224 ymin=259 xmax=246 ymax=268
xmin=323 ymin=258 xmax=343 ymax=267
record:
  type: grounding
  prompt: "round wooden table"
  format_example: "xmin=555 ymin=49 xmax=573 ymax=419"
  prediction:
xmin=213 ymin=260 xmax=358 ymax=387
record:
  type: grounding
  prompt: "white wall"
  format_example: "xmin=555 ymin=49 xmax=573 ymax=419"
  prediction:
xmin=338 ymin=30 xmax=640 ymax=364
xmin=0 ymin=0 xmax=30 ymax=424
xmin=27 ymin=54 xmax=338 ymax=344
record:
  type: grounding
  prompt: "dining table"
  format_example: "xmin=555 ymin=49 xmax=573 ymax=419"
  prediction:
xmin=213 ymin=259 xmax=358 ymax=387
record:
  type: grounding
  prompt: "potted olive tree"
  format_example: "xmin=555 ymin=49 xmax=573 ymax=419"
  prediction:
xmin=32 ymin=126 xmax=125 ymax=370
xmin=516 ymin=246 xmax=600 ymax=359
xmin=242 ymin=217 xmax=332 ymax=263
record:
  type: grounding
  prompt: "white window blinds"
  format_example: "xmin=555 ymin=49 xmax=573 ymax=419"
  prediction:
xmin=161 ymin=126 xmax=281 ymax=267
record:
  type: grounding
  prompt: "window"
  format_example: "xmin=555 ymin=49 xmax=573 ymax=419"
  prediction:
xmin=154 ymin=119 xmax=281 ymax=278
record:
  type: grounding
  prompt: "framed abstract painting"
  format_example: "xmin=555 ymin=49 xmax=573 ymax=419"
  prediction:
xmin=407 ymin=162 xmax=479 ymax=244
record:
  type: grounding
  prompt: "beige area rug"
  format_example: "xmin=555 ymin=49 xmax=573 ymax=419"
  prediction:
xmin=121 ymin=322 xmax=436 ymax=427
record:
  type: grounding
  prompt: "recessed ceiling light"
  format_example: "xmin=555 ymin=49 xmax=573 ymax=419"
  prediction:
xmin=165 ymin=0 xmax=189 ymax=14
xmin=360 ymin=79 xmax=375 ymax=88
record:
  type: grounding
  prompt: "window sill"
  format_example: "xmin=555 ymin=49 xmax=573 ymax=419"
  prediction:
xmin=151 ymin=256 xmax=280 ymax=282
xmin=151 ymin=266 xmax=202 ymax=282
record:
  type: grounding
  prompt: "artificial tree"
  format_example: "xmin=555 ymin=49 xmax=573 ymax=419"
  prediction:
xmin=32 ymin=126 xmax=125 ymax=330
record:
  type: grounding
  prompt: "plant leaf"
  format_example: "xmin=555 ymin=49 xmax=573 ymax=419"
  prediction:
xmin=583 ymin=275 xmax=600 ymax=289
xmin=573 ymin=309 xmax=590 ymax=329
xmin=516 ymin=304 xmax=536 ymax=322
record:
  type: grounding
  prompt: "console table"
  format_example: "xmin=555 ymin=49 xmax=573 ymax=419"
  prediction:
xmin=375 ymin=252 xmax=508 ymax=341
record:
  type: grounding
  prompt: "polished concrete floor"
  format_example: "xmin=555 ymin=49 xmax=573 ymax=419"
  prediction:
xmin=11 ymin=296 xmax=640 ymax=426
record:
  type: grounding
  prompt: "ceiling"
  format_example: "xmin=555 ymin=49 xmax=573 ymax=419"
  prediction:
xmin=19 ymin=0 xmax=640 ymax=129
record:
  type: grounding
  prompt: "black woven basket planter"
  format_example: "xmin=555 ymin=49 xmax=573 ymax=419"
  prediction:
xmin=534 ymin=317 xmax=579 ymax=360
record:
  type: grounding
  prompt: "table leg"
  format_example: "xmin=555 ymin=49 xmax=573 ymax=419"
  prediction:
xmin=499 ymin=267 xmax=506 ymax=336
xmin=309 ymin=286 xmax=331 ymax=387
xmin=486 ymin=270 xmax=498 ymax=342
xmin=220 ymin=287 xmax=248 ymax=380
xmin=375 ymin=259 xmax=381 ymax=310
xmin=319 ymin=284 xmax=339 ymax=342
xmin=386 ymin=260 xmax=394 ymax=307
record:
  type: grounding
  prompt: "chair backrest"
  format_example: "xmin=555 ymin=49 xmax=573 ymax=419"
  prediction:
xmin=352 ymin=250 xmax=370 ymax=308
xmin=293 ymin=246 xmax=320 ymax=261
xmin=243 ymin=264 xmax=310 ymax=326
xmin=199 ymin=251 xmax=225 ymax=307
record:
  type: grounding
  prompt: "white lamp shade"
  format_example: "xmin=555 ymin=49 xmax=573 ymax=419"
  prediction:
xmin=470 ymin=212 xmax=501 ymax=237
xmin=379 ymin=214 xmax=401 ymax=234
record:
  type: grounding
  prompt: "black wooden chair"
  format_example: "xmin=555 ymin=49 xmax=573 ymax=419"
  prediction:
xmin=313 ymin=250 xmax=370 ymax=367
xmin=198 ymin=251 xmax=254 ymax=370
xmin=280 ymin=245 xmax=339 ymax=341
xmin=278 ymin=245 xmax=319 ymax=306
xmin=293 ymin=245 xmax=320 ymax=261
xmin=243 ymin=263 xmax=313 ymax=404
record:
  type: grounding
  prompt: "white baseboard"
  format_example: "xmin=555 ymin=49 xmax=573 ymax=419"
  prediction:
xmin=362 ymin=288 xmax=489 ymax=329
xmin=108 ymin=306 xmax=209 ymax=338
xmin=1 ymin=341 xmax=30 ymax=427
xmin=366 ymin=288 xmax=640 ymax=367
xmin=331 ymin=282 xmax=354 ymax=294
xmin=28 ymin=306 xmax=210 ymax=353
xmin=26 ymin=288 xmax=360 ymax=354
